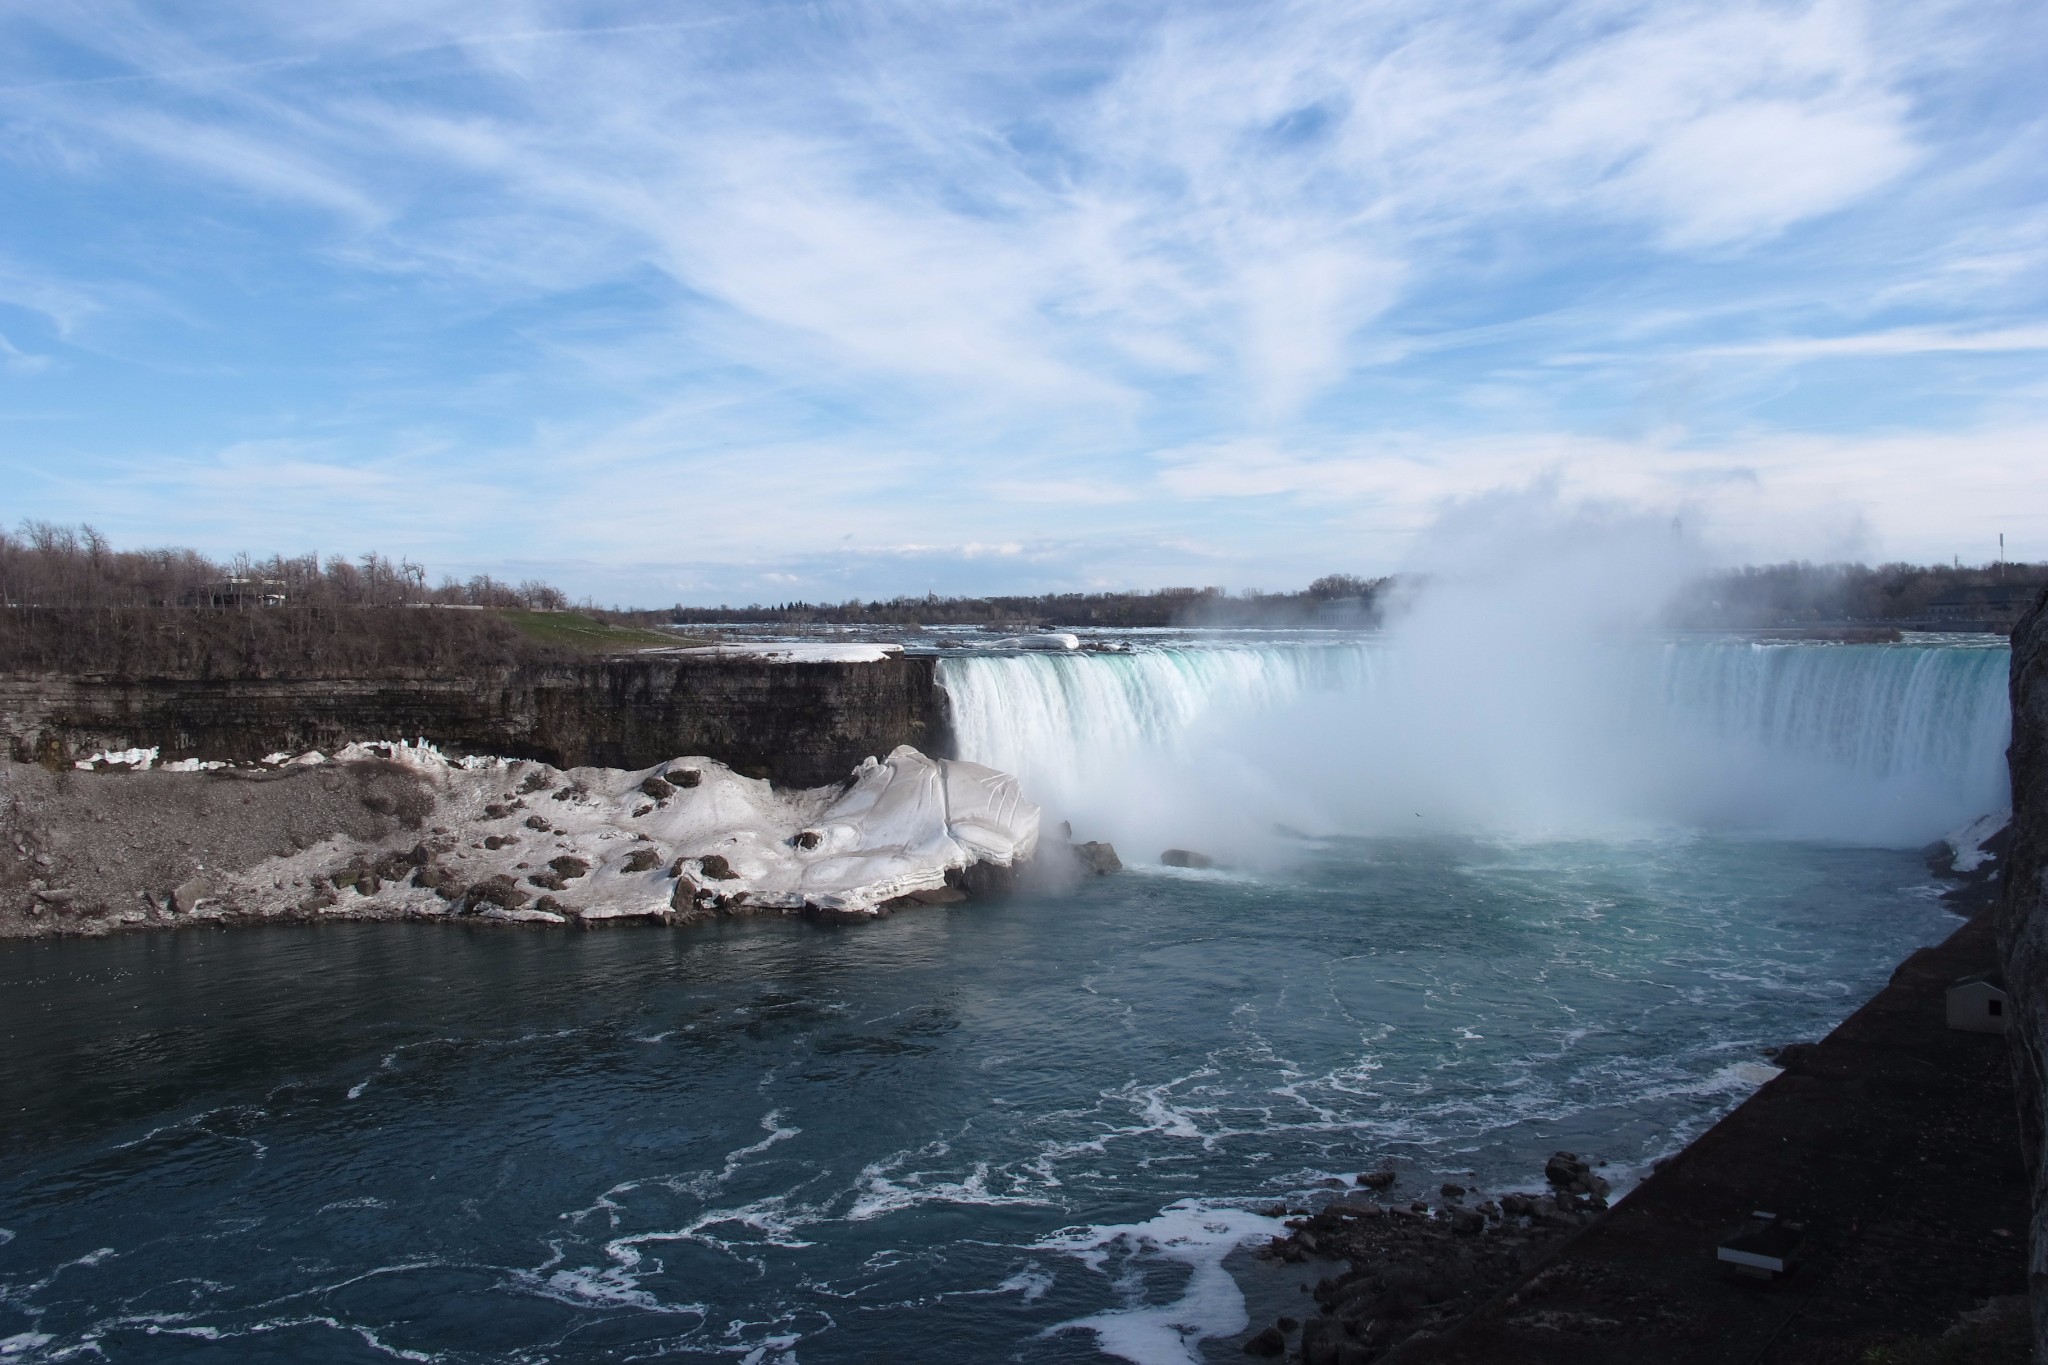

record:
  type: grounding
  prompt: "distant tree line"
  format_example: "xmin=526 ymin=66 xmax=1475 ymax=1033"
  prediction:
xmin=0 ymin=522 xmax=577 ymax=679
xmin=1668 ymin=560 xmax=2048 ymax=627
xmin=664 ymin=573 xmax=1390 ymax=629
xmin=0 ymin=521 xmax=569 ymax=612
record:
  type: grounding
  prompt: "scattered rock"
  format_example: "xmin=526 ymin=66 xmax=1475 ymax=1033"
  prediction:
xmin=549 ymin=855 xmax=591 ymax=880
xmin=1544 ymin=1152 xmax=1611 ymax=1201
xmin=483 ymin=803 xmax=512 ymax=820
xmin=640 ymin=775 xmax=674 ymax=799
xmin=1358 ymin=1167 xmax=1397 ymax=1190
xmin=908 ymin=885 xmax=967 ymax=905
xmin=1076 ymin=841 xmax=1122 ymax=875
xmin=170 ymin=877 xmax=208 ymax=914
xmin=483 ymin=834 xmax=518 ymax=850
xmin=518 ymin=770 xmax=551 ymax=793
xmin=1441 ymin=1183 xmax=1466 ymax=1199
xmin=1161 ymin=848 xmax=1215 ymax=869
xmin=467 ymin=874 xmax=530 ymax=910
xmin=667 ymin=767 xmax=702 ymax=788
xmin=698 ymin=853 xmax=739 ymax=880
xmin=1242 ymin=1325 xmax=1286 ymax=1356
xmin=794 ymin=830 xmax=823 ymax=850
xmin=621 ymin=848 xmax=664 ymax=874
xmin=524 ymin=815 xmax=550 ymax=831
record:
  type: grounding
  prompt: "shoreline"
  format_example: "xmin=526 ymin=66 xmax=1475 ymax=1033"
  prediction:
xmin=1299 ymin=903 xmax=2024 ymax=1364
xmin=0 ymin=743 xmax=1084 ymax=942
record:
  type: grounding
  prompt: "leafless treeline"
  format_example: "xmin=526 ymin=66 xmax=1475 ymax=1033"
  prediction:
xmin=0 ymin=522 xmax=569 ymax=612
xmin=0 ymin=523 xmax=579 ymax=678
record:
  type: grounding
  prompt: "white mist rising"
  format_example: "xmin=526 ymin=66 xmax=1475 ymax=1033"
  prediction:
xmin=942 ymin=496 xmax=2011 ymax=861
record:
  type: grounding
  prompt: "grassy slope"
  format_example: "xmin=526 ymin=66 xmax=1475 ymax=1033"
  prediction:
xmin=493 ymin=610 xmax=709 ymax=653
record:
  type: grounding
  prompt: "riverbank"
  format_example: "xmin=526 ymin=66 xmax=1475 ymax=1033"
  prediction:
xmin=0 ymin=743 xmax=1084 ymax=940
xmin=1322 ymin=905 xmax=2026 ymax=1365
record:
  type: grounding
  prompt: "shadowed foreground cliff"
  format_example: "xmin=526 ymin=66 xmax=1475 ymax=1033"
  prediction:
xmin=0 ymin=653 xmax=946 ymax=788
xmin=1998 ymin=585 xmax=2048 ymax=1358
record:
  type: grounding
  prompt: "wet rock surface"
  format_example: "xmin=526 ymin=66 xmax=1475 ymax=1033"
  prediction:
xmin=1247 ymin=1173 xmax=1595 ymax=1363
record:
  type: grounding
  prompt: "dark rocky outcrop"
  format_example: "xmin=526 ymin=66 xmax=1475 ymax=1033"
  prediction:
xmin=1999 ymin=583 xmax=2048 ymax=1358
xmin=0 ymin=654 xmax=946 ymax=789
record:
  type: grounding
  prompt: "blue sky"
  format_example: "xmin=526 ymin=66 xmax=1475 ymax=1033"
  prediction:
xmin=1 ymin=0 xmax=2044 ymax=605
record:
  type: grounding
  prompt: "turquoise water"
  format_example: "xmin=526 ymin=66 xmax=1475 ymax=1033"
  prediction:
xmin=0 ymin=836 xmax=1958 ymax=1363
xmin=0 ymin=638 xmax=2008 ymax=1362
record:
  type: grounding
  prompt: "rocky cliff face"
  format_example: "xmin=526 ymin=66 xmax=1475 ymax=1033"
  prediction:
xmin=0 ymin=655 xmax=948 ymax=788
xmin=1997 ymin=586 xmax=2048 ymax=1357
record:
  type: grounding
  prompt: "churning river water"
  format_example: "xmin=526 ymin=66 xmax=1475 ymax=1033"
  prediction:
xmin=0 ymin=636 xmax=2014 ymax=1364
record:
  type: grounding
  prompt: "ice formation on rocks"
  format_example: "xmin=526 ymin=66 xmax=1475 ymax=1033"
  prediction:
xmin=219 ymin=742 xmax=1040 ymax=925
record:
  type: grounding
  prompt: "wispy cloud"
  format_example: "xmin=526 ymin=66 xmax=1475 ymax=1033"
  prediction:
xmin=0 ymin=0 xmax=2042 ymax=594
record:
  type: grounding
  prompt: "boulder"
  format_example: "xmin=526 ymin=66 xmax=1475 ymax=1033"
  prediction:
xmin=698 ymin=853 xmax=739 ymax=881
xmin=170 ymin=877 xmax=208 ymax=914
xmin=467 ymin=874 xmax=529 ymax=910
xmin=1161 ymin=848 xmax=1216 ymax=869
xmin=549 ymin=855 xmax=591 ymax=880
xmin=1242 ymin=1325 xmax=1286 ymax=1357
xmin=1076 ymin=841 xmax=1122 ymax=875
xmin=1357 ymin=1167 xmax=1397 ymax=1190
xmin=640 ymin=775 xmax=674 ymax=799
xmin=1543 ymin=1151 xmax=1610 ymax=1199
xmin=621 ymin=848 xmax=664 ymax=874
xmin=666 ymin=767 xmax=702 ymax=788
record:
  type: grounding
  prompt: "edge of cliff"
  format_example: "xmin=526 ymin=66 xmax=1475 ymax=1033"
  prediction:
xmin=1997 ymin=583 xmax=2048 ymax=1359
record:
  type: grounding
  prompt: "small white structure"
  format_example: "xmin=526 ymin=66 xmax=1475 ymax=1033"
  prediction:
xmin=1946 ymin=975 xmax=2010 ymax=1034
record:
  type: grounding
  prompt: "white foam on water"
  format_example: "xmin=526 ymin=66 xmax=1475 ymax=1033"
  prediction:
xmin=0 ymin=1335 xmax=54 ymax=1358
xmin=682 ymin=1111 xmax=802 ymax=1199
xmin=996 ymin=1265 xmax=1056 ymax=1302
xmin=1039 ymin=1200 xmax=1285 ymax=1365
xmin=847 ymin=1143 xmax=1054 ymax=1221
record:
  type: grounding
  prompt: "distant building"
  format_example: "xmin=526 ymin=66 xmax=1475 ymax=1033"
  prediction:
xmin=208 ymin=578 xmax=287 ymax=608
xmin=1316 ymin=596 xmax=1369 ymax=625
xmin=1926 ymin=582 xmax=2044 ymax=632
xmin=1946 ymin=974 xmax=2009 ymax=1034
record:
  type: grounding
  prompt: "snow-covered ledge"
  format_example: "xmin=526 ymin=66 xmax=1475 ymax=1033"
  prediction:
xmin=212 ymin=742 xmax=1040 ymax=926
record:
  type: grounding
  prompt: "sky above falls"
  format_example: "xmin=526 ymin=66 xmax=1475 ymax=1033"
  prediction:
xmin=0 ymin=0 xmax=2044 ymax=605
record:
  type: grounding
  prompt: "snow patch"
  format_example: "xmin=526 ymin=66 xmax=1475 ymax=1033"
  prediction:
xmin=667 ymin=642 xmax=905 ymax=663
xmin=1946 ymin=809 xmax=2011 ymax=874
xmin=74 ymin=746 xmax=157 ymax=770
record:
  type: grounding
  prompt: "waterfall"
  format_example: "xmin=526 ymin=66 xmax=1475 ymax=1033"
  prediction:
xmin=938 ymin=639 xmax=2011 ymax=851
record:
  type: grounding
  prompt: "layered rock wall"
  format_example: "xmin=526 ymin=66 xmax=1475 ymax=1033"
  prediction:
xmin=0 ymin=655 xmax=948 ymax=788
xmin=1997 ymin=586 xmax=2048 ymax=1359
